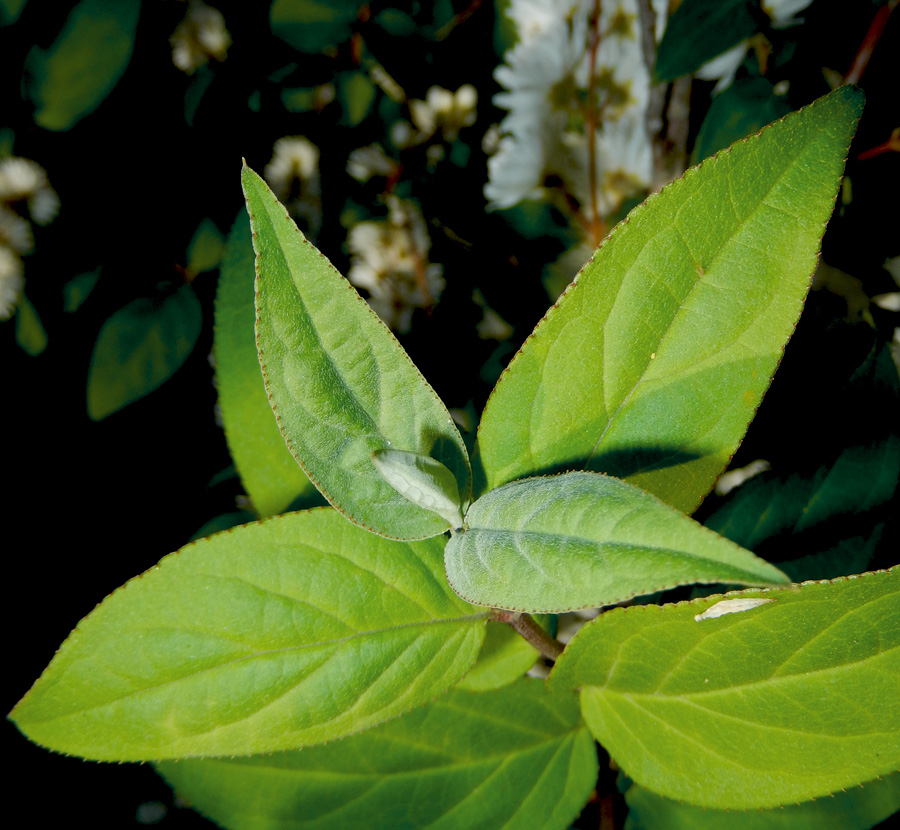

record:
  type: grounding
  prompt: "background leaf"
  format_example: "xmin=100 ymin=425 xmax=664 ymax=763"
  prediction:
xmin=654 ymin=0 xmax=759 ymax=83
xmin=14 ymin=292 xmax=47 ymax=355
xmin=455 ymin=619 xmax=546 ymax=692
xmin=86 ymin=281 xmax=202 ymax=420
xmin=10 ymin=509 xmax=487 ymax=760
xmin=624 ymin=772 xmax=900 ymax=830
xmin=446 ymin=472 xmax=788 ymax=613
xmin=269 ymin=0 xmax=363 ymax=53
xmin=474 ymin=87 xmax=863 ymax=514
xmin=549 ymin=569 xmax=900 ymax=809
xmin=704 ymin=343 xmax=900 ymax=580
xmin=214 ymin=210 xmax=321 ymax=517
xmin=22 ymin=0 xmax=140 ymax=131
xmin=156 ymin=678 xmax=597 ymax=830
xmin=243 ymin=165 xmax=471 ymax=539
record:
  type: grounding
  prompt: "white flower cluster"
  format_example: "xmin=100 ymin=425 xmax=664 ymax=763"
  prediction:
xmin=170 ymin=0 xmax=231 ymax=74
xmin=265 ymin=136 xmax=322 ymax=239
xmin=696 ymin=0 xmax=814 ymax=92
xmin=485 ymin=0 xmax=667 ymax=221
xmin=392 ymin=84 xmax=478 ymax=149
xmin=0 ymin=157 xmax=59 ymax=320
xmin=347 ymin=197 xmax=444 ymax=334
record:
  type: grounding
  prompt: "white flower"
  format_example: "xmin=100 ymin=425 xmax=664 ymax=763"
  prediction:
xmin=346 ymin=144 xmax=396 ymax=183
xmin=0 ymin=205 xmax=33 ymax=255
xmin=763 ymin=0 xmax=814 ymax=28
xmin=0 ymin=244 xmax=24 ymax=320
xmin=347 ymin=197 xmax=444 ymax=333
xmin=407 ymin=84 xmax=479 ymax=144
xmin=170 ymin=0 xmax=231 ymax=74
xmin=487 ymin=0 xmax=666 ymax=220
xmin=0 ymin=157 xmax=59 ymax=224
xmin=264 ymin=136 xmax=322 ymax=237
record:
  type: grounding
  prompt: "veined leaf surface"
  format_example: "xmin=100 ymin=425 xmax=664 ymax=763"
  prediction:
xmin=157 ymin=678 xmax=597 ymax=830
xmin=549 ymin=569 xmax=900 ymax=809
xmin=215 ymin=210 xmax=320 ymax=517
xmin=10 ymin=510 xmax=487 ymax=761
xmin=475 ymin=87 xmax=863 ymax=513
xmin=242 ymin=166 xmax=471 ymax=539
xmin=445 ymin=472 xmax=788 ymax=613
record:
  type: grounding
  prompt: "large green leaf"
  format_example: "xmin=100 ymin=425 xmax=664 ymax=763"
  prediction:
xmin=474 ymin=87 xmax=864 ymax=513
xmin=10 ymin=509 xmax=487 ymax=761
xmin=624 ymin=773 xmax=900 ymax=830
xmin=214 ymin=210 xmax=320 ymax=517
xmin=22 ymin=0 xmax=140 ymax=131
xmin=654 ymin=0 xmax=758 ymax=83
xmin=242 ymin=165 xmax=471 ymax=540
xmin=157 ymin=678 xmax=597 ymax=830
xmin=87 ymin=282 xmax=202 ymax=420
xmin=549 ymin=569 xmax=900 ymax=809
xmin=445 ymin=472 xmax=788 ymax=613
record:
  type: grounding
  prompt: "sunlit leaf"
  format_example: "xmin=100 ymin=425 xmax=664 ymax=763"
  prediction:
xmin=10 ymin=510 xmax=487 ymax=760
xmin=242 ymin=165 xmax=471 ymax=539
xmin=446 ymin=472 xmax=788 ymax=613
xmin=550 ymin=569 xmax=900 ymax=809
xmin=475 ymin=87 xmax=863 ymax=514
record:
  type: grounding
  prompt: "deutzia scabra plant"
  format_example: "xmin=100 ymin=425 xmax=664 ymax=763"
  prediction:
xmin=10 ymin=87 xmax=900 ymax=829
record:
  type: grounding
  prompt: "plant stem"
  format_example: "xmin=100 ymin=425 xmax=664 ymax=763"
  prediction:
xmin=491 ymin=610 xmax=565 ymax=661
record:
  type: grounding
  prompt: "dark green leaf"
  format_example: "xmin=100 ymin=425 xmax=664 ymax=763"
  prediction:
xmin=86 ymin=282 xmax=202 ymax=420
xmin=654 ymin=0 xmax=759 ymax=83
xmin=270 ymin=0 xmax=362 ymax=53
xmin=22 ymin=0 xmax=140 ymax=131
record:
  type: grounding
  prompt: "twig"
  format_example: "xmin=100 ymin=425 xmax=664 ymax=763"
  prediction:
xmin=491 ymin=610 xmax=565 ymax=661
xmin=844 ymin=0 xmax=898 ymax=85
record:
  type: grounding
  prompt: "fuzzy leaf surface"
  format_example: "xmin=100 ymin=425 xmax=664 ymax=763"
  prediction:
xmin=550 ymin=569 xmax=900 ymax=809
xmin=242 ymin=166 xmax=470 ymax=539
xmin=445 ymin=472 xmax=788 ymax=613
xmin=157 ymin=678 xmax=597 ymax=830
xmin=10 ymin=510 xmax=487 ymax=761
xmin=215 ymin=210 xmax=320 ymax=517
xmin=475 ymin=87 xmax=863 ymax=513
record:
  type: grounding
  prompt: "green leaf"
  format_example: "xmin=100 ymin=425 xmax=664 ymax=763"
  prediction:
xmin=14 ymin=292 xmax=47 ymax=355
xmin=214 ymin=210 xmax=320 ymax=517
xmin=549 ymin=569 xmax=900 ymax=809
xmin=22 ymin=0 xmax=140 ymax=131
xmin=63 ymin=268 xmax=100 ymax=312
xmin=270 ymin=0 xmax=362 ymax=53
xmin=692 ymin=76 xmax=792 ymax=163
xmin=9 ymin=509 xmax=487 ymax=761
xmin=338 ymin=71 xmax=376 ymax=126
xmin=156 ymin=678 xmax=597 ymax=830
xmin=445 ymin=472 xmax=788 ymax=613
xmin=87 ymin=282 xmax=202 ymax=420
xmin=475 ymin=87 xmax=864 ymax=514
xmin=1 ymin=0 xmax=27 ymax=26
xmin=242 ymin=165 xmax=471 ymax=539
xmin=624 ymin=773 xmax=900 ymax=830
xmin=654 ymin=0 xmax=759 ymax=83
xmin=187 ymin=217 xmax=225 ymax=275
xmin=705 ymin=344 xmax=900 ymax=579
